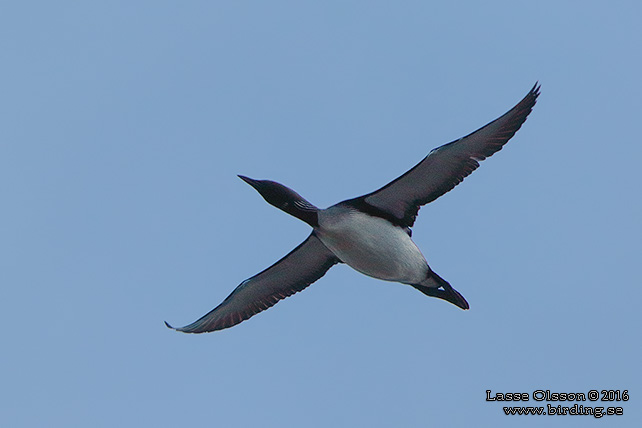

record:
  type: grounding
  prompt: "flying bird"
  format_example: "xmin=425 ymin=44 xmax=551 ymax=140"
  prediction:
xmin=166 ymin=84 xmax=540 ymax=333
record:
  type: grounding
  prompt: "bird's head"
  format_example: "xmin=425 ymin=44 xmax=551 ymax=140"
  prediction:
xmin=238 ymin=175 xmax=319 ymax=227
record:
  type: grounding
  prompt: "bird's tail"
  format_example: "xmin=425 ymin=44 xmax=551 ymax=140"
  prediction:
xmin=412 ymin=270 xmax=469 ymax=310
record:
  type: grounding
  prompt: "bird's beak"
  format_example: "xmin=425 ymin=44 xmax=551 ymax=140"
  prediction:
xmin=238 ymin=175 xmax=260 ymax=189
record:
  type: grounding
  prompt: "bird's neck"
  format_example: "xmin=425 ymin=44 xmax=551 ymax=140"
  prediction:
xmin=285 ymin=199 xmax=319 ymax=227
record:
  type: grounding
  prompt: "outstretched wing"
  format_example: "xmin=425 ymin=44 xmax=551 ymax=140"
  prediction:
xmin=362 ymin=83 xmax=540 ymax=227
xmin=165 ymin=233 xmax=340 ymax=333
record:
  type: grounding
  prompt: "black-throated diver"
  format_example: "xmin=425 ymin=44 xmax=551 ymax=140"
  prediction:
xmin=166 ymin=84 xmax=540 ymax=333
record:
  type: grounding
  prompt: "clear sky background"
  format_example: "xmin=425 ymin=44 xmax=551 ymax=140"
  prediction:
xmin=2 ymin=2 xmax=640 ymax=427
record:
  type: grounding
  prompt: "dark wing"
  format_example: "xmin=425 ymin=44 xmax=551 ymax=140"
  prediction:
xmin=362 ymin=83 xmax=540 ymax=227
xmin=165 ymin=233 xmax=339 ymax=333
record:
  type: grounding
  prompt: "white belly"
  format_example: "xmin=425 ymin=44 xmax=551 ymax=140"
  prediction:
xmin=316 ymin=206 xmax=429 ymax=284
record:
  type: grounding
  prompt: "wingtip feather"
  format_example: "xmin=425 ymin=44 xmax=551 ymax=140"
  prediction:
xmin=164 ymin=320 xmax=176 ymax=330
xmin=530 ymin=81 xmax=541 ymax=100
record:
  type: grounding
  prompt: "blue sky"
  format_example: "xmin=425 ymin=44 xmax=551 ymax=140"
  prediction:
xmin=2 ymin=2 xmax=640 ymax=427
